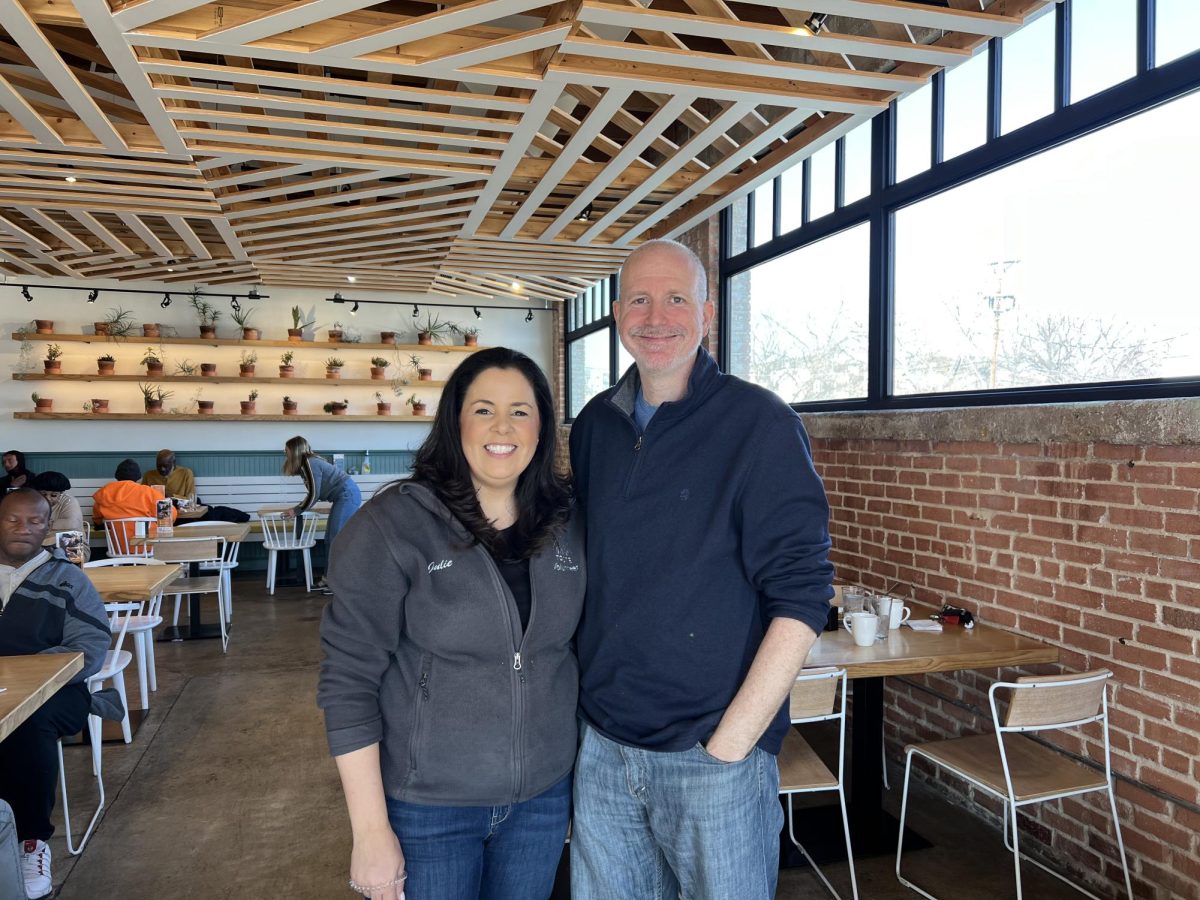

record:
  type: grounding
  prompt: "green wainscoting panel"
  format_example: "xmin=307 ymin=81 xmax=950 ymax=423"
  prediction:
xmin=24 ymin=449 xmax=415 ymax=478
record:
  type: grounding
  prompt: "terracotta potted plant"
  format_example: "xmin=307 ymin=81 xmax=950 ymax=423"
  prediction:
xmin=201 ymin=362 xmax=218 ymax=376
xmin=232 ymin=306 xmax=259 ymax=340
xmin=288 ymin=306 xmax=312 ymax=342
xmin=416 ymin=313 xmax=452 ymax=345
xmin=94 ymin=321 xmax=110 ymax=336
xmin=282 ymin=396 xmax=299 ymax=415
xmin=328 ymin=322 xmax=344 ymax=342
xmin=409 ymin=354 xmax=433 ymax=381
xmin=279 ymin=350 xmax=295 ymax=378
xmin=324 ymin=399 xmax=349 ymax=416
xmin=370 ymin=356 xmax=390 ymax=380
xmin=189 ymin=289 xmax=220 ymax=338
xmin=325 ymin=357 xmax=344 ymax=379
xmin=143 ymin=322 xmax=161 ymax=338
xmin=375 ymin=391 xmax=391 ymax=415
xmin=197 ymin=399 xmax=215 ymax=414
xmin=140 ymin=383 xmax=171 ymax=414
xmin=142 ymin=348 xmax=164 ymax=376
xmin=380 ymin=330 xmax=397 ymax=345
xmin=99 ymin=306 xmax=136 ymax=337
xmin=90 ymin=398 xmax=109 ymax=414
xmin=458 ymin=326 xmax=479 ymax=347
xmin=34 ymin=319 xmax=53 ymax=334
xmin=408 ymin=394 xmax=427 ymax=416
xmin=240 ymin=390 xmax=258 ymax=415
xmin=32 ymin=392 xmax=52 ymax=412
xmin=43 ymin=344 xmax=62 ymax=374
xmin=239 ymin=350 xmax=257 ymax=377
xmin=97 ymin=354 xmax=116 ymax=375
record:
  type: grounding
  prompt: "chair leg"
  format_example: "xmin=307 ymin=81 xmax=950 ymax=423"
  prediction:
xmin=895 ymin=749 xmax=940 ymax=900
xmin=217 ymin=584 xmax=229 ymax=653
xmin=1106 ymin=783 xmax=1134 ymax=899
xmin=837 ymin=784 xmax=859 ymax=900
xmin=266 ymin=550 xmax=277 ymax=596
xmin=112 ymin=670 xmax=132 ymax=744
xmin=59 ymin=715 xmax=106 ymax=856
xmin=146 ymin=635 xmax=157 ymax=693
xmin=134 ymin=632 xmax=149 ymax=710
xmin=1010 ymin=800 xmax=1024 ymax=900
xmin=785 ymin=793 xmax=846 ymax=900
xmin=302 ymin=549 xmax=314 ymax=592
xmin=172 ymin=594 xmax=182 ymax=626
xmin=224 ymin=570 xmax=233 ymax=623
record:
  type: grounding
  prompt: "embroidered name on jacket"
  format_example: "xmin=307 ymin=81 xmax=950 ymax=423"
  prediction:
xmin=553 ymin=541 xmax=579 ymax=573
xmin=427 ymin=559 xmax=453 ymax=573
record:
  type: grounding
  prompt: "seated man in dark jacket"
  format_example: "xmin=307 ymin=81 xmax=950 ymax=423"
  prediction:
xmin=0 ymin=489 xmax=110 ymax=900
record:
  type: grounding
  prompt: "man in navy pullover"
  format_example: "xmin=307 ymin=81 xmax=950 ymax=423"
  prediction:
xmin=569 ymin=239 xmax=834 ymax=900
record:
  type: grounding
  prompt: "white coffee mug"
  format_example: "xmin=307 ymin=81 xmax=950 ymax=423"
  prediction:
xmin=889 ymin=601 xmax=912 ymax=629
xmin=844 ymin=613 xmax=879 ymax=648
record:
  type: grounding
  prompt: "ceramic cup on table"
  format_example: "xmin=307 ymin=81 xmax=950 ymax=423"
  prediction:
xmin=844 ymin=613 xmax=880 ymax=648
xmin=888 ymin=600 xmax=912 ymax=629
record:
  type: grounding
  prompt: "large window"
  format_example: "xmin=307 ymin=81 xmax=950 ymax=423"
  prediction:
xmin=565 ymin=275 xmax=623 ymax=418
xmin=720 ymin=0 xmax=1200 ymax=411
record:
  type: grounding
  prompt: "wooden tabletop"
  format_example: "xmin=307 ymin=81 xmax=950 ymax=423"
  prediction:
xmin=256 ymin=503 xmax=331 ymax=516
xmin=159 ymin=521 xmax=251 ymax=542
xmin=174 ymin=505 xmax=210 ymax=520
xmin=0 ymin=653 xmax=84 ymax=743
xmin=85 ymin=564 xmax=183 ymax=602
xmin=806 ymin=612 xmax=1059 ymax=679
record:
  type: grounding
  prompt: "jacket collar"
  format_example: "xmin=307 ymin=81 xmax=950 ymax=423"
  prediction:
xmin=395 ymin=480 xmax=473 ymax=541
xmin=607 ymin=347 xmax=722 ymax=422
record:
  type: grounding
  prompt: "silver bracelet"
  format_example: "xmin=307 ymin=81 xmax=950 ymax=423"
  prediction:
xmin=348 ymin=871 xmax=407 ymax=895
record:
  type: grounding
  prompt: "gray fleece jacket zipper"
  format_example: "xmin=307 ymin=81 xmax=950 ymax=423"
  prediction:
xmin=317 ymin=482 xmax=585 ymax=806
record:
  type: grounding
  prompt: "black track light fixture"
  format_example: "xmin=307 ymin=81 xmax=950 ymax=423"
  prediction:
xmin=21 ymin=286 xmax=32 ymax=302
xmin=230 ymin=297 xmax=241 ymax=313
xmin=161 ymin=293 xmax=172 ymax=308
xmin=473 ymin=307 xmax=481 ymax=319
xmin=412 ymin=304 xmax=420 ymax=318
xmin=350 ymin=301 xmax=360 ymax=315
xmin=575 ymin=202 xmax=594 ymax=223
xmin=525 ymin=309 xmax=534 ymax=323
xmin=87 ymin=288 xmax=99 ymax=303
xmin=248 ymin=287 xmax=261 ymax=300
xmin=802 ymin=12 xmax=828 ymax=34
xmin=333 ymin=292 xmax=344 ymax=302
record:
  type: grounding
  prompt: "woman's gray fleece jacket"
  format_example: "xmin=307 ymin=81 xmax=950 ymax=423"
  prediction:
xmin=317 ymin=482 xmax=585 ymax=806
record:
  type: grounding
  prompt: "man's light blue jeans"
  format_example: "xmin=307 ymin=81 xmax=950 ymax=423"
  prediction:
xmin=571 ymin=722 xmax=783 ymax=900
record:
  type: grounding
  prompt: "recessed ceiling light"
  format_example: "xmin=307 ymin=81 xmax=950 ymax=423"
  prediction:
xmin=511 ymin=281 xmax=522 ymax=292
xmin=347 ymin=275 xmax=356 ymax=283
xmin=65 ymin=175 xmax=77 ymax=183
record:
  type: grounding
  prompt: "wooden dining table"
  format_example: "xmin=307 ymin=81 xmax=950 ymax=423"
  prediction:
xmin=154 ymin=521 xmax=251 ymax=642
xmin=84 ymin=564 xmax=183 ymax=603
xmin=798 ymin=608 xmax=1060 ymax=857
xmin=0 ymin=653 xmax=84 ymax=743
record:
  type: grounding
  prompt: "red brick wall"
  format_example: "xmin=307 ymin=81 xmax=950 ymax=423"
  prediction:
xmin=810 ymin=435 xmax=1200 ymax=899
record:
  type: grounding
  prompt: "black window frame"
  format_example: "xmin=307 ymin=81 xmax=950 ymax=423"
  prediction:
xmin=719 ymin=0 xmax=1200 ymax=412
xmin=564 ymin=274 xmax=620 ymax=422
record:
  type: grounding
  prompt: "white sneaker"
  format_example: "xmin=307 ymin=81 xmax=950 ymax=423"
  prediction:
xmin=21 ymin=839 xmax=52 ymax=899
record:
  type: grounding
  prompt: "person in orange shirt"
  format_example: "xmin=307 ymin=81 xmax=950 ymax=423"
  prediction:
xmin=92 ymin=459 xmax=176 ymax=554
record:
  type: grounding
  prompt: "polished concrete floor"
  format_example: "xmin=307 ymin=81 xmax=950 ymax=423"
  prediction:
xmin=46 ymin=578 xmax=1088 ymax=899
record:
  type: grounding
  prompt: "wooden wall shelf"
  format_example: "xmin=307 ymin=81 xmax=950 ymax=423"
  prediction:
xmin=15 ymin=373 xmax=445 ymax=388
xmin=15 ymin=412 xmax=434 ymax=423
xmin=13 ymin=333 xmax=479 ymax=353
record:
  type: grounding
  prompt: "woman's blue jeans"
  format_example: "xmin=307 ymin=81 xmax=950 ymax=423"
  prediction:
xmin=385 ymin=773 xmax=570 ymax=900
xmin=325 ymin=482 xmax=362 ymax=562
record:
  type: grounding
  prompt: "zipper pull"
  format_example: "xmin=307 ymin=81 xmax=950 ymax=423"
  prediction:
xmin=633 ymin=435 xmax=643 ymax=451
xmin=513 ymin=652 xmax=522 ymax=671
xmin=419 ymin=672 xmax=429 ymax=700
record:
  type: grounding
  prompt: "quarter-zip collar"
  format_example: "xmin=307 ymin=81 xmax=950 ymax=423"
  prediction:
xmin=605 ymin=347 xmax=723 ymax=426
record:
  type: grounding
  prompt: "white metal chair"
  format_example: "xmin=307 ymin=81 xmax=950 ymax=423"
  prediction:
xmin=259 ymin=512 xmax=320 ymax=594
xmin=177 ymin=521 xmax=242 ymax=623
xmin=57 ymin=600 xmax=139 ymax=854
xmin=102 ymin=517 xmax=155 ymax=557
xmin=148 ymin=536 xmax=230 ymax=652
xmin=83 ymin=558 xmax=167 ymax=709
xmin=779 ymin=667 xmax=858 ymax=900
xmin=896 ymin=669 xmax=1132 ymax=900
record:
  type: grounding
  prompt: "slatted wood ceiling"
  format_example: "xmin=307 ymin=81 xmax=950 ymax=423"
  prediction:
xmin=0 ymin=0 xmax=1057 ymax=301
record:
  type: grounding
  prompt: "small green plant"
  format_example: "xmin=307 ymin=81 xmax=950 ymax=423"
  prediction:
xmin=283 ymin=395 xmax=293 ymax=404
xmin=280 ymin=350 xmax=294 ymax=365
xmin=45 ymin=344 xmax=62 ymax=361
xmin=325 ymin=357 xmax=345 ymax=368
xmin=239 ymin=350 xmax=258 ymax=366
xmin=140 ymin=348 xmax=161 ymax=366
xmin=323 ymin=399 xmax=349 ymax=413
xmin=290 ymin=306 xmax=313 ymax=329
xmin=231 ymin=306 xmax=255 ymax=328
xmin=31 ymin=392 xmax=39 ymax=403
xmin=408 ymin=354 xmax=422 ymax=370
xmin=417 ymin=313 xmax=453 ymax=343
xmin=407 ymin=393 xmax=420 ymax=407
xmin=370 ymin=357 xmax=390 ymax=368
xmin=331 ymin=321 xmax=343 ymax=330
xmin=457 ymin=325 xmax=480 ymax=338
xmin=189 ymin=289 xmax=220 ymax=326
xmin=155 ymin=386 xmax=174 ymax=402
xmin=103 ymin=306 xmax=137 ymax=337
xmin=82 ymin=401 xmax=92 ymax=412
xmin=375 ymin=391 xmax=384 ymax=403
xmin=97 ymin=354 xmax=116 ymax=363
xmin=248 ymin=389 xmax=259 ymax=402
xmin=138 ymin=383 xmax=173 ymax=403
xmin=175 ymin=359 xmax=198 ymax=376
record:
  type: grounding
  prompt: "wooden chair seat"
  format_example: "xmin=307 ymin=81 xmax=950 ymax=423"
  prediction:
xmin=167 ymin=575 xmax=223 ymax=595
xmin=778 ymin=728 xmax=838 ymax=792
xmin=909 ymin=733 xmax=1107 ymax=802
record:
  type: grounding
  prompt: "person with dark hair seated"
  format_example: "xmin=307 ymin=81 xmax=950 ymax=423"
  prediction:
xmin=31 ymin=472 xmax=90 ymax=563
xmin=0 ymin=451 xmax=35 ymax=493
xmin=319 ymin=348 xmax=584 ymax=900
xmin=0 ymin=489 xmax=110 ymax=899
xmin=92 ymin=460 xmax=176 ymax=552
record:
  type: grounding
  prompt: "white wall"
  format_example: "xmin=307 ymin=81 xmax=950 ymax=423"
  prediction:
xmin=2 ymin=275 xmax=554 ymax=452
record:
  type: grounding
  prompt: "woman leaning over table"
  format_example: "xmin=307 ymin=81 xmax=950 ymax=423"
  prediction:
xmin=281 ymin=435 xmax=362 ymax=593
xmin=318 ymin=347 xmax=583 ymax=900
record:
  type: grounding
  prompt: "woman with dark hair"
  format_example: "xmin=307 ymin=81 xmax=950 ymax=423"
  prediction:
xmin=319 ymin=347 xmax=583 ymax=900
xmin=281 ymin=436 xmax=362 ymax=593
xmin=0 ymin=451 xmax=35 ymax=492
xmin=31 ymin=472 xmax=91 ymax=563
